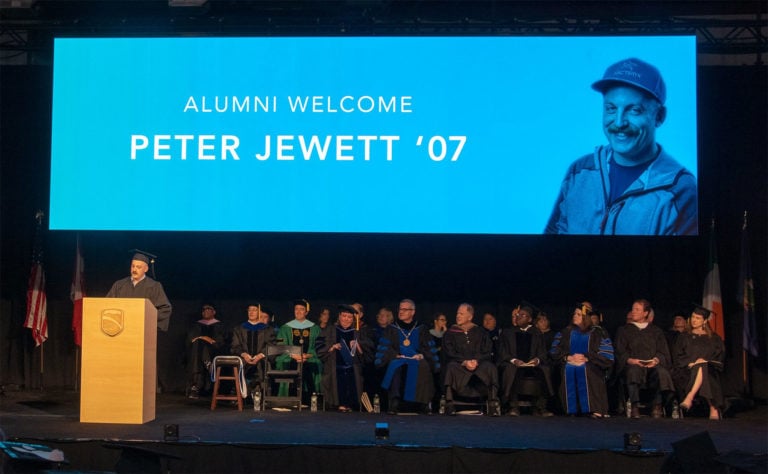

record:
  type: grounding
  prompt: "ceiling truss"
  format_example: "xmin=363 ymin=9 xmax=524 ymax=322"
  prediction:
xmin=1 ymin=2 xmax=765 ymax=64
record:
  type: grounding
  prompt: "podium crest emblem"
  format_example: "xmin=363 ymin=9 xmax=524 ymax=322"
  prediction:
xmin=101 ymin=308 xmax=125 ymax=336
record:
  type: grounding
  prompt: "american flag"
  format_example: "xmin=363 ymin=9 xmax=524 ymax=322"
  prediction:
xmin=24 ymin=211 xmax=48 ymax=347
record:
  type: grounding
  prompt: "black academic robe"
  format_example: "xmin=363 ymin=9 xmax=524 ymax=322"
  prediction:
xmin=317 ymin=324 xmax=373 ymax=408
xmin=540 ymin=330 xmax=556 ymax=358
xmin=106 ymin=276 xmax=172 ymax=331
xmin=614 ymin=323 xmax=674 ymax=392
xmin=442 ymin=324 xmax=498 ymax=396
xmin=375 ymin=322 xmax=440 ymax=404
xmin=230 ymin=322 xmax=277 ymax=389
xmin=186 ymin=320 xmax=226 ymax=389
xmin=673 ymin=332 xmax=725 ymax=408
xmin=497 ymin=326 xmax=553 ymax=402
xmin=550 ymin=325 xmax=614 ymax=415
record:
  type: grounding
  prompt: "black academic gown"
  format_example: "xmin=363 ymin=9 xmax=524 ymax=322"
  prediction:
xmin=230 ymin=322 xmax=277 ymax=389
xmin=614 ymin=323 xmax=674 ymax=393
xmin=317 ymin=324 xmax=373 ymax=409
xmin=672 ymin=332 xmax=725 ymax=408
xmin=442 ymin=324 xmax=498 ymax=397
xmin=497 ymin=325 xmax=554 ymax=404
xmin=375 ymin=321 xmax=440 ymax=404
xmin=186 ymin=320 xmax=226 ymax=390
xmin=106 ymin=276 xmax=172 ymax=331
xmin=550 ymin=325 xmax=614 ymax=415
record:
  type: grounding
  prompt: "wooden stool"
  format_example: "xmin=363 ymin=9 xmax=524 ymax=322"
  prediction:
xmin=210 ymin=356 xmax=244 ymax=411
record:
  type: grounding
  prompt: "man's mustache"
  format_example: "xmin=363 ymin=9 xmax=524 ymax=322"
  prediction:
xmin=607 ymin=125 xmax=638 ymax=136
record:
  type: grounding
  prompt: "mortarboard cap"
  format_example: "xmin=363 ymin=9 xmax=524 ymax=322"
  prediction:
xmin=130 ymin=249 xmax=156 ymax=264
xmin=592 ymin=57 xmax=667 ymax=104
xmin=293 ymin=299 xmax=310 ymax=312
xmin=130 ymin=249 xmax=157 ymax=278
xmin=519 ymin=300 xmax=540 ymax=316
xmin=573 ymin=302 xmax=593 ymax=315
xmin=589 ymin=309 xmax=604 ymax=322
xmin=338 ymin=304 xmax=357 ymax=315
xmin=249 ymin=302 xmax=263 ymax=312
xmin=692 ymin=304 xmax=713 ymax=319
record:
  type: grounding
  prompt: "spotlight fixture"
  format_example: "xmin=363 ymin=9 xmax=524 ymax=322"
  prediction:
xmin=163 ymin=424 xmax=179 ymax=442
xmin=374 ymin=422 xmax=389 ymax=440
xmin=0 ymin=0 xmax=36 ymax=7
xmin=168 ymin=0 xmax=207 ymax=7
xmin=623 ymin=432 xmax=642 ymax=452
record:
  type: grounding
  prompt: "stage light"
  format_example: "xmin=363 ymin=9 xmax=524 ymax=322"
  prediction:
xmin=375 ymin=423 xmax=389 ymax=440
xmin=671 ymin=431 xmax=718 ymax=472
xmin=0 ymin=0 xmax=36 ymax=7
xmin=623 ymin=432 xmax=642 ymax=451
xmin=163 ymin=424 xmax=179 ymax=442
xmin=168 ymin=0 xmax=207 ymax=6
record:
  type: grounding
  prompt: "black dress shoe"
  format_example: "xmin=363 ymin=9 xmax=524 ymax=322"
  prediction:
xmin=444 ymin=402 xmax=456 ymax=416
xmin=387 ymin=398 xmax=399 ymax=415
xmin=536 ymin=408 xmax=555 ymax=417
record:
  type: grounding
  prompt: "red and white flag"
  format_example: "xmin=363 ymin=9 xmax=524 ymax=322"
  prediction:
xmin=24 ymin=212 xmax=48 ymax=347
xmin=71 ymin=236 xmax=86 ymax=346
xmin=702 ymin=219 xmax=724 ymax=340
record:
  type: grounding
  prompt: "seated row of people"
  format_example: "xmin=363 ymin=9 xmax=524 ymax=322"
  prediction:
xmin=186 ymin=298 xmax=724 ymax=420
xmin=432 ymin=299 xmax=723 ymax=419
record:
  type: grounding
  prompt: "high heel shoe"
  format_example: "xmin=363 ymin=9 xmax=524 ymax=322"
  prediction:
xmin=709 ymin=409 xmax=721 ymax=420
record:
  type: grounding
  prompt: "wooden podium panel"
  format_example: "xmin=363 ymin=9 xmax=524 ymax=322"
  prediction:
xmin=80 ymin=297 xmax=157 ymax=424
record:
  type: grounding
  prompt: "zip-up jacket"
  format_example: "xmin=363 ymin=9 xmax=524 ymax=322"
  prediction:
xmin=545 ymin=145 xmax=697 ymax=235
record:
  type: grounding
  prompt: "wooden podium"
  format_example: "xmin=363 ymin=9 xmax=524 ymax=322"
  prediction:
xmin=80 ymin=297 xmax=157 ymax=424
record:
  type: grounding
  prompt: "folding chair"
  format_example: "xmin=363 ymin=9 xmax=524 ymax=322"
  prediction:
xmin=262 ymin=345 xmax=303 ymax=411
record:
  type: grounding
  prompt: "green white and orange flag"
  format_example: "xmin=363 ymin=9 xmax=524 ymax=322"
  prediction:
xmin=703 ymin=218 xmax=724 ymax=340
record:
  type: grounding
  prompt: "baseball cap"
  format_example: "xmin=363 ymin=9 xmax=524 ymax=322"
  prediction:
xmin=591 ymin=58 xmax=666 ymax=104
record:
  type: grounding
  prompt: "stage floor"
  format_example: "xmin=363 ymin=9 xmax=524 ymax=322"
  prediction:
xmin=1 ymin=389 xmax=766 ymax=473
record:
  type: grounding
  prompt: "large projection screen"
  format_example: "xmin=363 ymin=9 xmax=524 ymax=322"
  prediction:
xmin=50 ymin=36 xmax=698 ymax=235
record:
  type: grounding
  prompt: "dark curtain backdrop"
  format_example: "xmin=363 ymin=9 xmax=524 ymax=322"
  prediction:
xmin=1 ymin=65 xmax=765 ymax=396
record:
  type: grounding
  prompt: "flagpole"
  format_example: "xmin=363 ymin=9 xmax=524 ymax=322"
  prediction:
xmin=74 ymin=347 xmax=80 ymax=392
xmin=25 ymin=210 xmax=49 ymax=389
xmin=742 ymin=211 xmax=748 ymax=391
xmin=743 ymin=350 xmax=748 ymax=392
xmin=72 ymin=233 xmax=85 ymax=391
xmin=37 ymin=211 xmax=45 ymax=390
xmin=39 ymin=342 xmax=44 ymax=391
xmin=740 ymin=210 xmax=753 ymax=396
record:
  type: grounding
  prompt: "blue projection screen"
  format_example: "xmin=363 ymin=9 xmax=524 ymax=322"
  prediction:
xmin=50 ymin=36 xmax=698 ymax=234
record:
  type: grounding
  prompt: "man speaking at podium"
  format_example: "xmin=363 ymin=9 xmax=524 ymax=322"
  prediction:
xmin=106 ymin=251 xmax=172 ymax=331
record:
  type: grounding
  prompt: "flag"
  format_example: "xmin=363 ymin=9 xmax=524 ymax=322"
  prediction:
xmin=738 ymin=214 xmax=758 ymax=357
xmin=24 ymin=212 xmax=48 ymax=347
xmin=702 ymin=219 xmax=724 ymax=340
xmin=71 ymin=235 xmax=86 ymax=346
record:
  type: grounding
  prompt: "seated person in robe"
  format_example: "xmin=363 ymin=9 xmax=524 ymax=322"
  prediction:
xmin=374 ymin=299 xmax=440 ymax=415
xmin=442 ymin=303 xmax=500 ymax=416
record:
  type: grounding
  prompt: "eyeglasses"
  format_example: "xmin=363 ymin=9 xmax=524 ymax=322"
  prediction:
xmin=399 ymin=308 xmax=415 ymax=312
